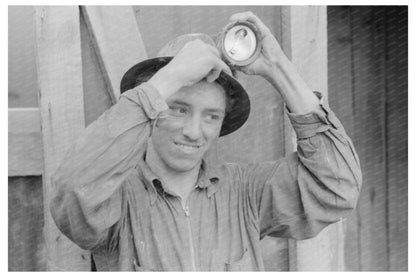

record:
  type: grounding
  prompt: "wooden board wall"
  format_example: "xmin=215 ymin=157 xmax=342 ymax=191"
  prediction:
xmin=8 ymin=6 xmax=44 ymax=271
xmin=34 ymin=6 xmax=91 ymax=270
xmin=79 ymin=10 xmax=113 ymax=126
xmin=281 ymin=6 xmax=346 ymax=271
xmin=8 ymin=108 xmax=43 ymax=176
xmin=11 ymin=6 xmax=405 ymax=271
xmin=33 ymin=6 xmax=150 ymax=270
xmin=327 ymin=6 xmax=408 ymax=271
xmin=81 ymin=6 xmax=148 ymax=102
xmin=8 ymin=6 xmax=38 ymax=108
xmin=384 ymin=7 xmax=408 ymax=271
xmin=9 ymin=6 xmax=342 ymax=271
xmin=8 ymin=176 xmax=45 ymax=271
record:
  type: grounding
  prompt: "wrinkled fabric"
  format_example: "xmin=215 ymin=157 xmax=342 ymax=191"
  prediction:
xmin=50 ymin=83 xmax=362 ymax=271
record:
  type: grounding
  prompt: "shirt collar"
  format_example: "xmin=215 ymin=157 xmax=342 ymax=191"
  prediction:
xmin=136 ymin=151 xmax=222 ymax=205
xmin=196 ymin=160 xmax=221 ymax=198
xmin=136 ymin=150 xmax=159 ymax=205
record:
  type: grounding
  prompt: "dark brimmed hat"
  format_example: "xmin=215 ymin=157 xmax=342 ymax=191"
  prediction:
xmin=120 ymin=34 xmax=250 ymax=137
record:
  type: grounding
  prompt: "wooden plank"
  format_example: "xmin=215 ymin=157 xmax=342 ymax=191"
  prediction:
xmin=8 ymin=108 xmax=40 ymax=134
xmin=8 ymin=108 xmax=43 ymax=176
xmin=385 ymin=7 xmax=408 ymax=271
xmin=8 ymin=176 xmax=46 ymax=271
xmin=79 ymin=11 xmax=113 ymax=127
xmin=8 ymin=6 xmax=39 ymax=108
xmin=349 ymin=7 xmax=389 ymax=270
xmin=280 ymin=6 xmax=297 ymax=155
xmin=34 ymin=6 xmax=91 ymax=271
xmin=81 ymin=6 xmax=148 ymax=102
xmin=289 ymin=6 xmax=328 ymax=98
xmin=279 ymin=6 xmax=298 ymax=271
xmin=281 ymin=6 xmax=346 ymax=271
xmin=327 ymin=7 xmax=355 ymax=136
xmin=365 ymin=7 xmax=389 ymax=270
xmin=328 ymin=7 xmax=409 ymax=271
xmin=326 ymin=6 xmax=360 ymax=271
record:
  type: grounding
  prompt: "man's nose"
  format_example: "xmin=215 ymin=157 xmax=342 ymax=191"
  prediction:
xmin=182 ymin=116 xmax=203 ymax=141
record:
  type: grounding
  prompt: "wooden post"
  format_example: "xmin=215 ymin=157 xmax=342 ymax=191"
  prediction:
xmin=281 ymin=6 xmax=346 ymax=271
xmin=8 ymin=108 xmax=43 ymax=176
xmin=34 ymin=6 xmax=91 ymax=270
xmin=81 ymin=6 xmax=148 ymax=102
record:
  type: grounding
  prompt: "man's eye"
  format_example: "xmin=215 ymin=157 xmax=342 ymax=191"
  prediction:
xmin=205 ymin=114 xmax=221 ymax=122
xmin=170 ymin=107 xmax=187 ymax=115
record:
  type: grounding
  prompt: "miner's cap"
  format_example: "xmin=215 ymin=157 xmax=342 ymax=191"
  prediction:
xmin=120 ymin=33 xmax=250 ymax=137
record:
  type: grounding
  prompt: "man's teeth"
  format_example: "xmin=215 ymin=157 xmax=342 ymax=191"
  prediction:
xmin=175 ymin=143 xmax=199 ymax=150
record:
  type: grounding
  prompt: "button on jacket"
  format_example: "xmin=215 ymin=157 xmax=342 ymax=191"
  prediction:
xmin=50 ymin=83 xmax=362 ymax=271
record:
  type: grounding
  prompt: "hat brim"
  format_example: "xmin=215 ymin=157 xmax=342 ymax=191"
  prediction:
xmin=120 ymin=57 xmax=250 ymax=137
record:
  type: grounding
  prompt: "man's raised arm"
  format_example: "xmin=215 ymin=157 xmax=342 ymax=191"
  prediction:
xmin=228 ymin=12 xmax=362 ymax=239
xmin=229 ymin=12 xmax=321 ymax=114
xmin=50 ymin=84 xmax=167 ymax=250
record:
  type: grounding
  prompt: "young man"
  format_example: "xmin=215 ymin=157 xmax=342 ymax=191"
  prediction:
xmin=50 ymin=12 xmax=362 ymax=271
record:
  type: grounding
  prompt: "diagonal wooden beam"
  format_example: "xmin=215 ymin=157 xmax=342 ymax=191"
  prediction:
xmin=34 ymin=6 xmax=91 ymax=271
xmin=81 ymin=6 xmax=148 ymax=103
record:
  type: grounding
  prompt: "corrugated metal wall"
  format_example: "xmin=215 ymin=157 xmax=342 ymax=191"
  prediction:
xmin=327 ymin=6 xmax=408 ymax=271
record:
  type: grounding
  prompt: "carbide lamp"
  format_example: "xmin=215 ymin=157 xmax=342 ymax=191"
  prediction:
xmin=217 ymin=21 xmax=261 ymax=68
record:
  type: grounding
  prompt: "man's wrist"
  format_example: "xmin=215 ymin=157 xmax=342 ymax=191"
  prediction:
xmin=147 ymin=66 xmax=183 ymax=101
xmin=263 ymin=52 xmax=291 ymax=81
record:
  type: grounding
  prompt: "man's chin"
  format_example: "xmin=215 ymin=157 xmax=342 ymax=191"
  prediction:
xmin=167 ymin=157 xmax=202 ymax=173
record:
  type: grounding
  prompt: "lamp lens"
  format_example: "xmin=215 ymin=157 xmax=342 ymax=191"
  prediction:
xmin=223 ymin=25 xmax=257 ymax=62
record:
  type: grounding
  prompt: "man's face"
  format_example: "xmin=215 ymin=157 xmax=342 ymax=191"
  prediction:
xmin=150 ymin=81 xmax=226 ymax=172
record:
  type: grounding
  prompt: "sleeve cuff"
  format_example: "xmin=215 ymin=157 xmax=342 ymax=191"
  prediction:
xmin=120 ymin=82 xmax=169 ymax=120
xmin=287 ymin=91 xmax=343 ymax=139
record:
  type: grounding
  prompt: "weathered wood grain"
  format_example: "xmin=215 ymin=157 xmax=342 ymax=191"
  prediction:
xmin=81 ymin=6 xmax=148 ymax=102
xmin=385 ymin=7 xmax=408 ymax=271
xmin=8 ymin=108 xmax=43 ymax=176
xmin=8 ymin=176 xmax=46 ymax=271
xmin=327 ymin=6 xmax=359 ymax=270
xmin=350 ymin=7 xmax=389 ymax=270
xmin=279 ymin=6 xmax=298 ymax=271
xmin=281 ymin=6 xmax=346 ymax=271
xmin=79 ymin=11 xmax=113 ymax=127
xmin=328 ymin=6 xmax=408 ymax=271
xmin=34 ymin=6 xmax=91 ymax=271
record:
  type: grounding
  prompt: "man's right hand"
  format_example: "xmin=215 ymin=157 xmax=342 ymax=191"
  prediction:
xmin=148 ymin=39 xmax=232 ymax=101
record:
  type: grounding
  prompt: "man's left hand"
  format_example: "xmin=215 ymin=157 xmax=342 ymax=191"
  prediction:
xmin=229 ymin=11 xmax=321 ymax=114
xmin=228 ymin=11 xmax=287 ymax=78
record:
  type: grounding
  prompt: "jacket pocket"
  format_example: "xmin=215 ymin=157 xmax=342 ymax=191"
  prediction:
xmin=225 ymin=248 xmax=252 ymax=271
xmin=132 ymin=259 xmax=153 ymax=271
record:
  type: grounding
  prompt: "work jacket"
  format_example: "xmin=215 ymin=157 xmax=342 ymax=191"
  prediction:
xmin=50 ymin=83 xmax=362 ymax=271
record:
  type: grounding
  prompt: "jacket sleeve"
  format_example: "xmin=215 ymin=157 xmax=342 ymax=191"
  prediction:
xmin=244 ymin=92 xmax=362 ymax=240
xmin=49 ymin=83 xmax=168 ymax=250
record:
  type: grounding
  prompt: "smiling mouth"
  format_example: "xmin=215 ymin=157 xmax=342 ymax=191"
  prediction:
xmin=173 ymin=142 xmax=201 ymax=153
